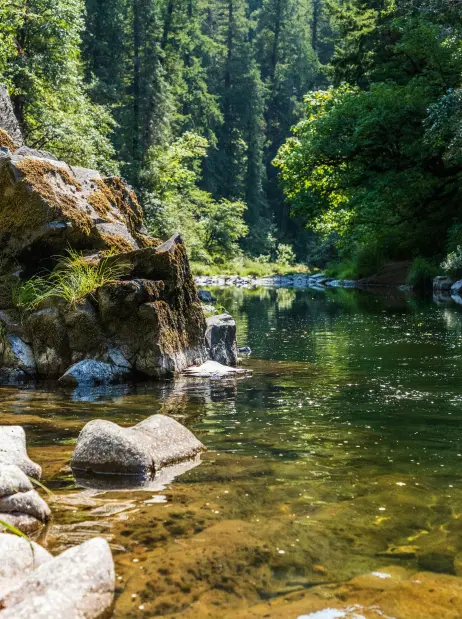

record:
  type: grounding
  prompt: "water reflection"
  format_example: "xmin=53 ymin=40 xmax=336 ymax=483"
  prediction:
xmin=3 ymin=286 xmax=462 ymax=616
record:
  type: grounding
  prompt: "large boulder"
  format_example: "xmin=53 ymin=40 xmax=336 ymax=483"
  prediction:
xmin=0 ymin=121 xmax=207 ymax=382
xmin=0 ymin=537 xmax=115 ymax=619
xmin=0 ymin=148 xmax=155 ymax=272
xmin=205 ymin=313 xmax=238 ymax=366
xmin=71 ymin=414 xmax=205 ymax=478
xmin=0 ymin=235 xmax=207 ymax=381
xmin=0 ymin=534 xmax=51 ymax=599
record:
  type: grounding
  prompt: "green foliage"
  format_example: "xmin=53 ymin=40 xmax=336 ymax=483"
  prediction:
xmin=12 ymin=250 xmax=127 ymax=312
xmin=407 ymin=257 xmax=439 ymax=289
xmin=276 ymin=243 xmax=296 ymax=267
xmin=325 ymin=241 xmax=385 ymax=280
xmin=79 ymin=0 xmax=328 ymax=257
xmin=0 ymin=0 xmax=117 ymax=172
xmin=441 ymin=246 xmax=462 ymax=278
xmin=141 ymin=132 xmax=248 ymax=263
xmin=191 ymin=259 xmax=309 ymax=277
xmin=275 ymin=3 xmax=462 ymax=267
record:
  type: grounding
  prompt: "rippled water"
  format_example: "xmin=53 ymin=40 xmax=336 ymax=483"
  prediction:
xmin=3 ymin=287 xmax=462 ymax=617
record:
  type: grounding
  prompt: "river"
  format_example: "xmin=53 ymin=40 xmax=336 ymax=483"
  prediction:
xmin=3 ymin=286 xmax=462 ymax=617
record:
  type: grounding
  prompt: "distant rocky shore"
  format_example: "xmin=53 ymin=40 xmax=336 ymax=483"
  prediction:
xmin=195 ymin=272 xmax=358 ymax=290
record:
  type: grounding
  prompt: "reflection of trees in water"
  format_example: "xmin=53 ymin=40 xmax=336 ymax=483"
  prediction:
xmin=157 ymin=376 xmax=239 ymax=423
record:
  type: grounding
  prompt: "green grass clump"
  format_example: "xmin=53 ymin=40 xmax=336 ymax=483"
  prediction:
xmin=12 ymin=250 xmax=128 ymax=312
xmin=325 ymin=243 xmax=386 ymax=280
xmin=406 ymin=257 xmax=438 ymax=290
xmin=191 ymin=259 xmax=310 ymax=278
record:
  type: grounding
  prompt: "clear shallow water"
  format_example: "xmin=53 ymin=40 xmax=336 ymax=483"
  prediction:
xmin=3 ymin=287 xmax=462 ymax=617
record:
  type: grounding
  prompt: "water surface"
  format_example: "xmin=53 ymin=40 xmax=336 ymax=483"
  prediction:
xmin=3 ymin=287 xmax=462 ymax=617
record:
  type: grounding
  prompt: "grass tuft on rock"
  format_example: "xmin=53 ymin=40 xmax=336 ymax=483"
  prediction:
xmin=12 ymin=250 xmax=129 ymax=311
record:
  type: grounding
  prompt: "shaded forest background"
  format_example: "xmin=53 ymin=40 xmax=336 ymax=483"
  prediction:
xmin=2 ymin=0 xmax=462 ymax=282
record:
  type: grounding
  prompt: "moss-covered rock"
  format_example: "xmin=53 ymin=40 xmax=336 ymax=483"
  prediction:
xmin=0 ymin=151 xmax=153 ymax=270
xmin=0 ymin=118 xmax=210 ymax=382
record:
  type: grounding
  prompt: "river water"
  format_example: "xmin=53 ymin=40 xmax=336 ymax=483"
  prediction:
xmin=3 ymin=286 xmax=462 ymax=617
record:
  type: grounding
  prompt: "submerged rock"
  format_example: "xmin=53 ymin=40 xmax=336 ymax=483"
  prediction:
xmin=205 ymin=313 xmax=238 ymax=366
xmin=183 ymin=360 xmax=250 ymax=378
xmin=0 ymin=537 xmax=115 ymax=619
xmin=71 ymin=414 xmax=205 ymax=477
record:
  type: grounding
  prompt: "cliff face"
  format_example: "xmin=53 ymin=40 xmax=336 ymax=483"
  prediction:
xmin=0 ymin=124 xmax=206 ymax=383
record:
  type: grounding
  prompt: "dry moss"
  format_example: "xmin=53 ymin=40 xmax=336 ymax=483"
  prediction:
xmin=0 ymin=129 xmax=16 ymax=151
xmin=99 ymin=232 xmax=135 ymax=253
xmin=134 ymin=232 xmax=161 ymax=248
xmin=94 ymin=177 xmax=144 ymax=236
xmin=11 ymin=158 xmax=93 ymax=236
xmin=87 ymin=190 xmax=112 ymax=218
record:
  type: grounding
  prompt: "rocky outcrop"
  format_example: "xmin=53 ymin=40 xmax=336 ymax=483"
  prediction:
xmin=71 ymin=414 xmax=205 ymax=478
xmin=0 ymin=85 xmax=23 ymax=149
xmin=0 ymin=427 xmax=50 ymax=533
xmin=0 ymin=537 xmax=115 ymax=619
xmin=0 ymin=148 xmax=155 ymax=273
xmin=0 ymin=130 xmax=207 ymax=381
xmin=205 ymin=313 xmax=238 ymax=366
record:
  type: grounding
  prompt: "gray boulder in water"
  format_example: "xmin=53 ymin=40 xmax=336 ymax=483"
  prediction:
xmin=0 ymin=465 xmax=33 ymax=497
xmin=0 ymin=534 xmax=52 ymax=599
xmin=205 ymin=313 xmax=238 ymax=366
xmin=0 ymin=426 xmax=41 ymax=479
xmin=71 ymin=414 xmax=205 ymax=477
xmin=59 ymin=359 xmax=131 ymax=387
xmin=0 ymin=428 xmax=50 ymax=533
xmin=0 ymin=537 xmax=115 ymax=619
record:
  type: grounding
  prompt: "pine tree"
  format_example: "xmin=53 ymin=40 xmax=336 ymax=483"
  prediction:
xmin=0 ymin=0 xmax=116 ymax=170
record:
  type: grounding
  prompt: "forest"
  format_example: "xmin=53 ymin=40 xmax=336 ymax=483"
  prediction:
xmin=1 ymin=0 xmax=462 ymax=282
